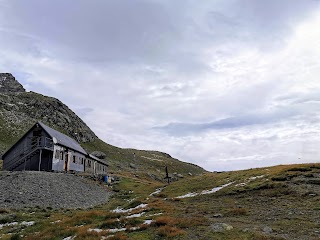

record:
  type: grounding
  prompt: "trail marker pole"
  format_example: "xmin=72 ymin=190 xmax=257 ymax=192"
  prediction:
xmin=164 ymin=166 xmax=171 ymax=184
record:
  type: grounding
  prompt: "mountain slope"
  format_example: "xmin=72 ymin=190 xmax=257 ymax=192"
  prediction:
xmin=1 ymin=163 xmax=319 ymax=239
xmin=0 ymin=73 xmax=205 ymax=177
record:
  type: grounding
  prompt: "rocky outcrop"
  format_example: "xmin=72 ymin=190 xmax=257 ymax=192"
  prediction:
xmin=0 ymin=73 xmax=25 ymax=93
xmin=91 ymin=151 xmax=107 ymax=159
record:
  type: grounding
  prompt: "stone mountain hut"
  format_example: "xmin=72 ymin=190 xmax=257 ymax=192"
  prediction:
xmin=2 ymin=122 xmax=108 ymax=174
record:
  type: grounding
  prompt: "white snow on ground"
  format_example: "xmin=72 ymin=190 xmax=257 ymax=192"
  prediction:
xmin=108 ymin=228 xmax=127 ymax=233
xmin=112 ymin=204 xmax=148 ymax=213
xmin=176 ymin=192 xmax=199 ymax=198
xmin=200 ymin=182 xmax=234 ymax=195
xmin=235 ymin=175 xmax=266 ymax=187
xmin=235 ymin=182 xmax=247 ymax=187
xmin=87 ymin=220 xmax=153 ymax=234
xmin=147 ymin=213 xmax=163 ymax=217
xmin=176 ymin=182 xmax=234 ymax=199
xmin=143 ymin=220 xmax=153 ymax=225
xmin=150 ymin=188 xmax=164 ymax=196
xmin=63 ymin=236 xmax=76 ymax=240
xmin=126 ymin=212 xmax=145 ymax=218
xmin=21 ymin=221 xmax=35 ymax=226
xmin=0 ymin=221 xmax=35 ymax=229
xmin=0 ymin=222 xmax=18 ymax=229
xmin=249 ymin=175 xmax=265 ymax=180
xmin=88 ymin=228 xmax=104 ymax=233
xmin=51 ymin=220 xmax=61 ymax=224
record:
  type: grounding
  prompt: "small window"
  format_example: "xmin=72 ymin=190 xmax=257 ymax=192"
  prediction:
xmin=55 ymin=150 xmax=60 ymax=159
xmin=60 ymin=151 xmax=64 ymax=160
xmin=73 ymin=155 xmax=76 ymax=163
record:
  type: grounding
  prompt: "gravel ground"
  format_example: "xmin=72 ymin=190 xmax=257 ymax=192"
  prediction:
xmin=0 ymin=171 xmax=111 ymax=209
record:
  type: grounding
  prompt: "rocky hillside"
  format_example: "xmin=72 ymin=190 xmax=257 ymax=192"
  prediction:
xmin=0 ymin=73 xmax=97 ymax=156
xmin=0 ymin=73 xmax=205 ymax=177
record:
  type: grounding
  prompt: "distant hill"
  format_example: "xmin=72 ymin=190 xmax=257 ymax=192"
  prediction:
xmin=0 ymin=73 xmax=205 ymax=178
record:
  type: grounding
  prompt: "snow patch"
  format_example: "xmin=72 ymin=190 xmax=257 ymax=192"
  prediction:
xmin=88 ymin=228 xmax=104 ymax=233
xmin=235 ymin=182 xmax=247 ymax=187
xmin=88 ymin=220 xmax=153 ymax=234
xmin=63 ymin=236 xmax=76 ymax=240
xmin=150 ymin=188 xmax=164 ymax=196
xmin=108 ymin=228 xmax=127 ymax=233
xmin=126 ymin=212 xmax=145 ymax=218
xmin=143 ymin=220 xmax=153 ymax=225
xmin=147 ymin=212 xmax=163 ymax=217
xmin=249 ymin=175 xmax=265 ymax=180
xmin=112 ymin=204 xmax=148 ymax=213
xmin=21 ymin=221 xmax=35 ymax=227
xmin=51 ymin=220 xmax=61 ymax=224
xmin=176 ymin=182 xmax=233 ymax=199
xmin=0 ymin=221 xmax=35 ymax=229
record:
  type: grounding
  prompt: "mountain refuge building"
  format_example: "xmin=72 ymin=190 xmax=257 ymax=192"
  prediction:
xmin=2 ymin=122 xmax=108 ymax=174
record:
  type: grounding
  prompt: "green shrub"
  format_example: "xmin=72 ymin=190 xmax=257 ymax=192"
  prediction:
xmin=10 ymin=234 xmax=21 ymax=240
xmin=124 ymin=200 xmax=143 ymax=209
xmin=287 ymin=167 xmax=312 ymax=172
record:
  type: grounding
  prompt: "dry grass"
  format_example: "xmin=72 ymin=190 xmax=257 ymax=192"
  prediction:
xmin=147 ymin=199 xmax=174 ymax=213
xmin=108 ymin=232 xmax=128 ymax=240
xmin=152 ymin=216 xmax=206 ymax=229
xmin=226 ymin=207 xmax=248 ymax=216
xmin=99 ymin=219 xmax=122 ymax=229
xmin=157 ymin=226 xmax=186 ymax=238
xmin=25 ymin=225 xmax=77 ymax=240
xmin=75 ymin=226 xmax=103 ymax=240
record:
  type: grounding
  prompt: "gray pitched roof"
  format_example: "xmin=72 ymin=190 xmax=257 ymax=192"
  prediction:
xmin=38 ymin=122 xmax=87 ymax=155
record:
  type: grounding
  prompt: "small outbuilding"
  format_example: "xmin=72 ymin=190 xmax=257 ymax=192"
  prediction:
xmin=2 ymin=122 xmax=107 ymax=175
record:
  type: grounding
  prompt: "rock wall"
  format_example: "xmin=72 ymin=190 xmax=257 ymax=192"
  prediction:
xmin=0 ymin=73 xmax=25 ymax=93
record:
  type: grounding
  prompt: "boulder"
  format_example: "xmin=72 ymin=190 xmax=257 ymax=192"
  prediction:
xmin=262 ymin=226 xmax=273 ymax=234
xmin=91 ymin=151 xmax=107 ymax=159
xmin=129 ymin=163 xmax=137 ymax=169
xmin=211 ymin=223 xmax=233 ymax=232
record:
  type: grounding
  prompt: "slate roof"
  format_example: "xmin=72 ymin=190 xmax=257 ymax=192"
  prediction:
xmin=38 ymin=122 xmax=87 ymax=155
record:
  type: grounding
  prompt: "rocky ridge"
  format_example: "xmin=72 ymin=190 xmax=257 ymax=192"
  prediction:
xmin=0 ymin=73 xmax=25 ymax=93
xmin=0 ymin=73 xmax=97 ymax=157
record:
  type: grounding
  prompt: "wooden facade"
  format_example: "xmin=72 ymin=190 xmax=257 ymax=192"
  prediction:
xmin=2 ymin=122 xmax=108 ymax=175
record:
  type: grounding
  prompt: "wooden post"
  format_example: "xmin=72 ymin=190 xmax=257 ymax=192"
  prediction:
xmin=38 ymin=149 xmax=42 ymax=171
xmin=164 ymin=166 xmax=171 ymax=184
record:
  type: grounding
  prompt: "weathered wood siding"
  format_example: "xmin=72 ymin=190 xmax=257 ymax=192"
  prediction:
xmin=3 ymin=128 xmax=53 ymax=171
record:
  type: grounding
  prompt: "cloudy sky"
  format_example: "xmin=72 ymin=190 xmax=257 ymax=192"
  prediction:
xmin=1 ymin=0 xmax=320 ymax=171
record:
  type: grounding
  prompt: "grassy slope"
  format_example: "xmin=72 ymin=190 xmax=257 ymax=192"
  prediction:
xmin=83 ymin=139 xmax=205 ymax=178
xmin=1 ymin=163 xmax=320 ymax=240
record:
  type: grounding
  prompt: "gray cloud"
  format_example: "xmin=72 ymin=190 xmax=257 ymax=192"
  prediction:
xmin=154 ymin=108 xmax=297 ymax=135
xmin=0 ymin=0 xmax=320 ymax=171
